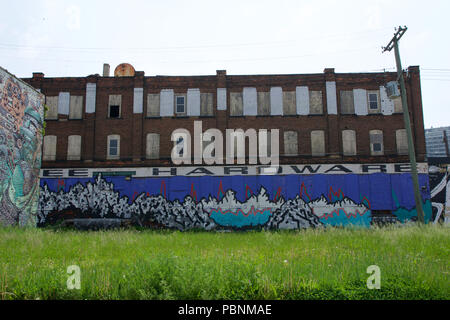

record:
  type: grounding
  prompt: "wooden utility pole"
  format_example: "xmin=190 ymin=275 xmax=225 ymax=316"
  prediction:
xmin=382 ymin=26 xmax=425 ymax=223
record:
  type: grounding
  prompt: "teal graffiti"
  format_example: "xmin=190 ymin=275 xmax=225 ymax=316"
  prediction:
xmin=392 ymin=191 xmax=432 ymax=223
xmin=208 ymin=207 xmax=273 ymax=228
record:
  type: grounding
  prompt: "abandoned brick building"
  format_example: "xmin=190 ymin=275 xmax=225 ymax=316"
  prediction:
xmin=23 ymin=64 xmax=433 ymax=229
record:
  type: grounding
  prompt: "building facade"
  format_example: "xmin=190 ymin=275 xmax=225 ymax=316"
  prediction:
xmin=0 ymin=67 xmax=45 ymax=226
xmin=24 ymin=64 xmax=432 ymax=229
xmin=425 ymin=126 xmax=450 ymax=158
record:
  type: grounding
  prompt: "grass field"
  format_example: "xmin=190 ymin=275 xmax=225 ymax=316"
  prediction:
xmin=0 ymin=225 xmax=448 ymax=300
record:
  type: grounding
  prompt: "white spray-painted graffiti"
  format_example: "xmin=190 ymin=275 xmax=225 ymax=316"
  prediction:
xmin=429 ymin=167 xmax=450 ymax=224
xmin=38 ymin=175 xmax=376 ymax=230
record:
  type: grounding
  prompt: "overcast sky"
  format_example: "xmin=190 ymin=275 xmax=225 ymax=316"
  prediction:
xmin=1 ymin=0 xmax=448 ymax=128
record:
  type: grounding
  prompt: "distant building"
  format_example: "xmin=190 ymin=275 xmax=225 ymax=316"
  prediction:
xmin=23 ymin=64 xmax=433 ymax=229
xmin=425 ymin=126 xmax=450 ymax=158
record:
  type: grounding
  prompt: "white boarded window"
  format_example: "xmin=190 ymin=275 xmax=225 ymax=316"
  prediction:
xmin=107 ymin=134 xmax=120 ymax=160
xmin=284 ymin=131 xmax=298 ymax=156
xmin=146 ymin=133 xmax=160 ymax=159
xmin=160 ymin=89 xmax=174 ymax=117
xmin=67 ymin=135 xmax=81 ymax=160
xmin=43 ymin=135 xmax=57 ymax=161
xmin=370 ymin=130 xmax=384 ymax=156
xmin=396 ymin=129 xmax=408 ymax=155
xmin=187 ymin=89 xmax=200 ymax=116
xmin=270 ymin=87 xmax=283 ymax=116
xmin=69 ymin=96 xmax=83 ymax=119
xmin=108 ymin=95 xmax=121 ymax=118
xmin=309 ymin=91 xmax=323 ymax=114
xmin=147 ymin=93 xmax=160 ymax=117
xmin=311 ymin=130 xmax=325 ymax=156
xmin=45 ymin=96 xmax=58 ymax=120
xmin=243 ymin=87 xmax=257 ymax=116
xmin=342 ymin=130 xmax=357 ymax=156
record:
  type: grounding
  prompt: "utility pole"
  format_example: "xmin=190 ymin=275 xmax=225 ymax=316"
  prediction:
xmin=382 ymin=26 xmax=425 ymax=223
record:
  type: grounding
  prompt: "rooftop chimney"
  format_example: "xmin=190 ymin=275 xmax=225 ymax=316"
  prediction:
xmin=103 ymin=63 xmax=110 ymax=77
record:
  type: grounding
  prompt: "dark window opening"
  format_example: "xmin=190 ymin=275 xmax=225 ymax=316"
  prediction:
xmin=373 ymin=143 xmax=382 ymax=152
xmin=109 ymin=105 xmax=120 ymax=118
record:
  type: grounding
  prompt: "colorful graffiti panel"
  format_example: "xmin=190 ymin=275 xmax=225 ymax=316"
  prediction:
xmin=0 ymin=67 xmax=44 ymax=226
xmin=38 ymin=172 xmax=432 ymax=230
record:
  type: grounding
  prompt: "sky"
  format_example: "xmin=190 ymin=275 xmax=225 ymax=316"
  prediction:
xmin=0 ymin=0 xmax=448 ymax=128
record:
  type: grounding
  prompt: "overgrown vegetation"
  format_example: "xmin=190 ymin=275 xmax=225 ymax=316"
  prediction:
xmin=0 ymin=225 xmax=448 ymax=300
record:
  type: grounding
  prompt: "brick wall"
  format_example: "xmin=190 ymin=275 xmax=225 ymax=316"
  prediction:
xmin=23 ymin=66 xmax=426 ymax=169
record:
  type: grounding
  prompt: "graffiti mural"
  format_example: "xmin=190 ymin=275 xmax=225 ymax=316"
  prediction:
xmin=429 ymin=166 xmax=450 ymax=223
xmin=38 ymin=170 xmax=432 ymax=230
xmin=0 ymin=67 xmax=44 ymax=227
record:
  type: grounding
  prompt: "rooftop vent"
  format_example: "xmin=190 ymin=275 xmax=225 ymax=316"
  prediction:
xmin=103 ymin=64 xmax=110 ymax=77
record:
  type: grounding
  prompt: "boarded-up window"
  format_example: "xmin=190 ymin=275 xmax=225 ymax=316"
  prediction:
xmin=200 ymin=93 xmax=214 ymax=116
xmin=160 ymin=89 xmax=174 ymax=117
xmin=43 ymin=135 xmax=57 ymax=161
xmin=67 ymin=135 xmax=81 ymax=160
xmin=270 ymin=87 xmax=283 ymax=116
xmin=257 ymin=92 xmax=270 ymax=116
xmin=340 ymin=91 xmax=355 ymax=114
xmin=187 ymin=89 xmax=200 ymax=116
xmin=394 ymin=97 xmax=403 ymax=113
xmin=311 ymin=130 xmax=325 ymax=156
xmin=230 ymin=92 xmax=243 ymax=116
xmin=45 ymin=96 xmax=58 ymax=120
xmin=243 ymin=87 xmax=257 ymax=116
xmin=147 ymin=94 xmax=160 ymax=117
xmin=108 ymin=95 xmax=121 ymax=118
xmin=146 ymin=133 xmax=160 ymax=159
xmin=309 ymin=91 xmax=323 ymax=114
xmin=396 ymin=129 xmax=408 ymax=155
xmin=369 ymin=130 xmax=384 ymax=156
xmin=284 ymin=131 xmax=298 ymax=156
xmin=69 ymin=96 xmax=83 ymax=119
xmin=283 ymin=91 xmax=296 ymax=115
xmin=107 ymin=134 xmax=120 ymax=160
xmin=342 ymin=130 xmax=357 ymax=156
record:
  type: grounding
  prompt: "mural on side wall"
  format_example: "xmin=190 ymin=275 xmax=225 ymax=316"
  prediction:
xmin=38 ymin=171 xmax=432 ymax=230
xmin=0 ymin=67 xmax=44 ymax=227
xmin=429 ymin=167 xmax=450 ymax=224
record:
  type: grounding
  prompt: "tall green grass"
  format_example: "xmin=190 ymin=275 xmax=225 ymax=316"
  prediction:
xmin=0 ymin=225 xmax=448 ymax=300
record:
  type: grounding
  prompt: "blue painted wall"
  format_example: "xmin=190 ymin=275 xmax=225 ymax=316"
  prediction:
xmin=38 ymin=172 xmax=432 ymax=229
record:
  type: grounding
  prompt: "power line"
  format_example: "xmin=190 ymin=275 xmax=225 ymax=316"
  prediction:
xmin=0 ymin=27 xmax=392 ymax=53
